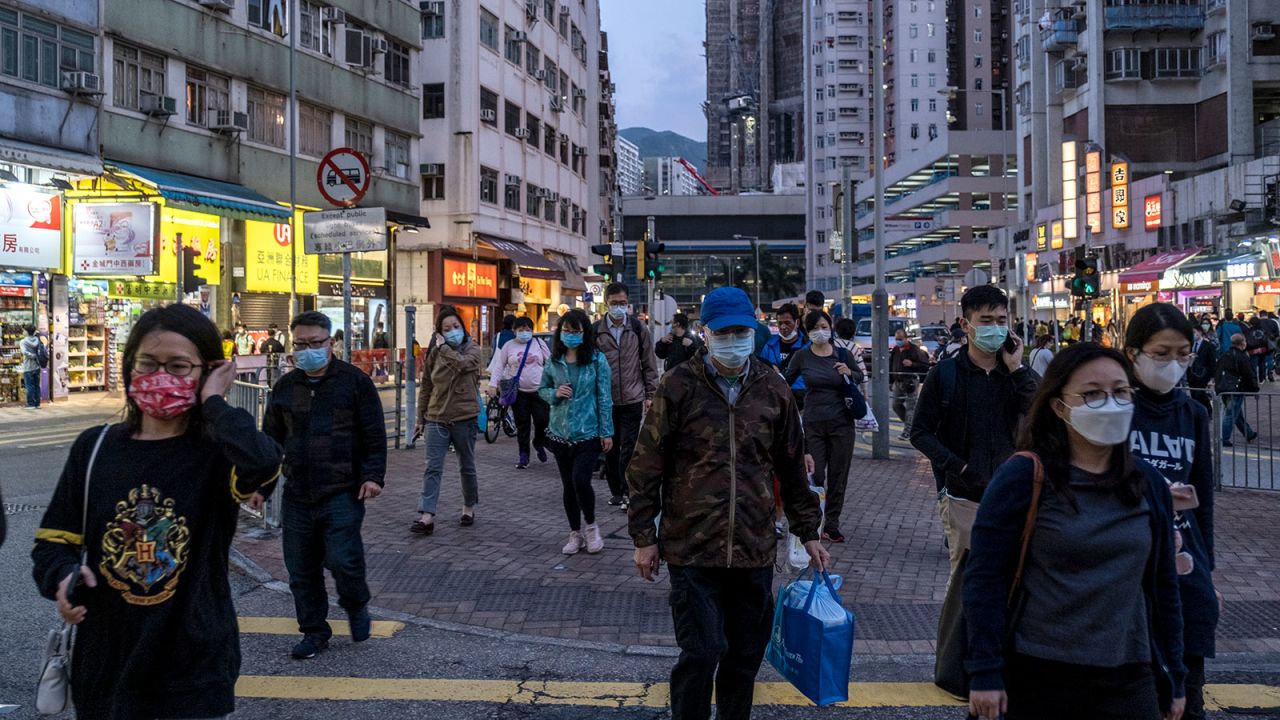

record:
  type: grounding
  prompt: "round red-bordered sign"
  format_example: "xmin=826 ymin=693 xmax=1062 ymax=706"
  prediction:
xmin=316 ymin=147 xmax=371 ymax=207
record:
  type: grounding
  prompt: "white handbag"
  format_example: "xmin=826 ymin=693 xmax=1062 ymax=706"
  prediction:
xmin=36 ymin=424 xmax=108 ymax=715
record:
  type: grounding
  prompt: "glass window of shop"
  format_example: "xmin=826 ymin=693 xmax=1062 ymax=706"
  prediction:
xmin=0 ymin=9 xmax=94 ymax=86
xmin=316 ymin=250 xmax=386 ymax=351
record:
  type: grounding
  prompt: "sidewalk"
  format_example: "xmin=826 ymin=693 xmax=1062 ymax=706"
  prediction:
xmin=234 ymin=433 xmax=1280 ymax=656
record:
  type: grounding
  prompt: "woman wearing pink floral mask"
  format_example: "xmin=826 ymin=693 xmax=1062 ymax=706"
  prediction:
xmin=32 ymin=303 xmax=283 ymax=719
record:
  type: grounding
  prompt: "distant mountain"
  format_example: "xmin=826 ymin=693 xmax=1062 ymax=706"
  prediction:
xmin=619 ymin=127 xmax=707 ymax=173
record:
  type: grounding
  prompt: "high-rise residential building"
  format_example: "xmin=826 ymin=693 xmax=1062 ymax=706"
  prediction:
xmin=599 ymin=31 xmax=620 ymax=248
xmin=704 ymin=0 xmax=807 ymax=193
xmin=617 ymin=135 xmax=644 ymax=196
xmin=406 ymin=0 xmax=602 ymax=335
xmin=644 ymin=157 xmax=703 ymax=196
xmin=803 ymin=0 xmax=875 ymax=297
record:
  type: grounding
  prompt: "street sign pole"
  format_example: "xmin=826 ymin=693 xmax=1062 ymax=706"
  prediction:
xmin=343 ymin=252 xmax=353 ymax=359
xmin=871 ymin=0 xmax=890 ymax=460
xmin=404 ymin=305 xmax=417 ymax=447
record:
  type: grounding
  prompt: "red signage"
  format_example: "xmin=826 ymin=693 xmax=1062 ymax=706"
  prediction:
xmin=1144 ymin=194 xmax=1162 ymax=230
xmin=316 ymin=147 xmax=371 ymax=207
xmin=1256 ymin=281 xmax=1280 ymax=295
xmin=442 ymin=259 xmax=498 ymax=300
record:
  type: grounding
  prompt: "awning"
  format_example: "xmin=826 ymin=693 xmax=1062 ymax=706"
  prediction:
xmin=1117 ymin=248 xmax=1201 ymax=284
xmin=106 ymin=161 xmax=292 ymax=222
xmin=478 ymin=236 xmax=564 ymax=280
xmin=0 ymin=138 xmax=102 ymax=176
xmin=549 ymin=252 xmax=586 ymax=291
xmin=386 ymin=209 xmax=431 ymax=230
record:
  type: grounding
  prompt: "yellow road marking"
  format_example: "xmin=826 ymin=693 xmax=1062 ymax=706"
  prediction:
xmin=237 ymin=617 xmax=404 ymax=638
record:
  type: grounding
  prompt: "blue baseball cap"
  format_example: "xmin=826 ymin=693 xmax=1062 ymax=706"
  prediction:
xmin=701 ymin=287 xmax=757 ymax=331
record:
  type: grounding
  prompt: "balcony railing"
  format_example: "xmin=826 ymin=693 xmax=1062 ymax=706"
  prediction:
xmin=1042 ymin=20 xmax=1080 ymax=52
xmin=1103 ymin=5 xmax=1205 ymax=32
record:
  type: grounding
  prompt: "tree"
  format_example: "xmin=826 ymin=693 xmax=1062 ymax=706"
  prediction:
xmin=755 ymin=244 xmax=801 ymax=302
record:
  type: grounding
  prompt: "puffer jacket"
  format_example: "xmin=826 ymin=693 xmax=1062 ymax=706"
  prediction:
xmin=592 ymin=317 xmax=658 ymax=405
xmin=418 ymin=338 xmax=483 ymax=424
xmin=538 ymin=351 xmax=614 ymax=443
xmin=626 ymin=349 xmax=823 ymax=568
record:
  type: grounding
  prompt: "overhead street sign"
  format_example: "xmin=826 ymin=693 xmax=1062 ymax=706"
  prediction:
xmin=316 ymin=147 xmax=371 ymax=207
xmin=303 ymin=207 xmax=387 ymax=254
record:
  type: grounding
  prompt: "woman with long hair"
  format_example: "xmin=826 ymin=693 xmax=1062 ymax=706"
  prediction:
xmin=1124 ymin=303 xmax=1218 ymax=720
xmin=414 ymin=304 xmax=483 ymax=536
xmin=486 ymin=316 xmax=552 ymax=469
xmin=965 ymin=343 xmax=1186 ymax=720
xmin=32 ymin=304 xmax=283 ymax=719
xmin=538 ymin=309 xmax=613 ymax=555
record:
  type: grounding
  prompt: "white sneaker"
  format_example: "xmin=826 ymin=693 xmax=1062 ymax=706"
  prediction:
xmin=583 ymin=524 xmax=604 ymax=554
xmin=562 ymin=531 xmax=584 ymax=555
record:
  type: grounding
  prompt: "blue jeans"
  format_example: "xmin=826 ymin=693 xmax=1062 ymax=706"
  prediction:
xmin=23 ymin=369 xmax=40 ymax=407
xmin=282 ymin=491 xmax=371 ymax=639
xmin=419 ymin=420 xmax=478 ymax=514
xmin=1221 ymin=395 xmax=1254 ymax=442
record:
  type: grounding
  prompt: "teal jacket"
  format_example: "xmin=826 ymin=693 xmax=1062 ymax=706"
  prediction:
xmin=538 ymin=351 xmax=615 ymax=443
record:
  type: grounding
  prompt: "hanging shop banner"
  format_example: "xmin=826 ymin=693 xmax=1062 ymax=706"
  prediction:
xmin=72 ymin=203 xmax=157 ymax=275
xmin=1144 ymin=194 xmax=1162 ymax=231
xmin=1036 ymin=224 xmax=1048 ymax=252
xmin=1111 ymin=161 xmax=1130 ymax=229
xmin=107 ymin=280 xmax=178 ymax=301
xmin=245 ymin=216 xmax=318 ymax=294
xmin=442 ymin=258 xmax=499 ymax=300
xmin=0 ymin=186 xmax=62 ymax=269
xmin=162 ymin=207 xmax=221 ymax=286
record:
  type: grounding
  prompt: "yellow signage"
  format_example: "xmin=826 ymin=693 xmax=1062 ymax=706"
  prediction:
xmin=1050 ymin=221 xmax=1064 ymax=250
xmin=1110 ymin=161 xmax=1129 ymax=230
xmin=245 ymin=214 xmax=317 ymax=294
xmin=161 ymin=207 xmax=220 ymax=286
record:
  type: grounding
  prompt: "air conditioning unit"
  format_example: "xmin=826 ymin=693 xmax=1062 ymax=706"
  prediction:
xmin=321 ymin=6 xmax=346 ymax=23
xmin=140 ymin=94 xmax=177 ymax=117
xmin=505 ymin=173 xmax=522 ymax=187
xmin=515 ymin=128 xmax=531 ymax=138
xmin=419 ymin=0 xmax=443 ymax=15
xmin=536 ymin=187 xmax=550 ymax=198
xmin=480 ymin=108 xmax=497 ymax=122
xmin=572 ymin=88 xmax=586 ymax=98
xmin=371 ymin=36 xmax=389 ymax=55
xmin=549 ymin=97 xmax=564 ymax=112
xmin=560 ymin=4 xmax=570 ymax=15
xmin=574 ymin=147 xmax=588 ymax=156
xmin=512 ymin=31 xmax=528 ymax=42
xmin=548 ymin=191 xmax=560 ymax=202
xmin=211 ymin=109 xmax=248 ymax=134
xmin=535 ymin=69 xmax=547 ymax=80
xmin=420 ymin=163 xmax=444 ymax=175
xmin=198 ymin=0 xmax=234 ymax=11
xmin=61 ymin=71 xmax=103 ymax=96
xmin=1254 ymin=23 xmax=1276 ymax=40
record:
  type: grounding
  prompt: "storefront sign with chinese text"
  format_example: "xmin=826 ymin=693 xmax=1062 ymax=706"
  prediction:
xmin=72 ymin=203 xmax=157 ymax=275
xmin=442 ymin=259 xmax=498 ymax=300
xmin=1111 ymin=161 xmax=1129 ymax=229
xmin=107 ymin=280 xmax=177 ymax=301
xmin=1144 ymin=194 xmax=1162 ymax=231
xmin=162 ymin=207 xmax=220 ymax=285
xmin=1050 ymin=220 xmax=1064 ymax=250
xmin=0 ymin=187 xmax=61 ymax=270
xmin=245 ymin=217 xmax=318 ymax=294
xmin=1227 ymin=260 xmax=1258 ymax=280
xmin=1036 ymin=224 xmax=1048 ymax=252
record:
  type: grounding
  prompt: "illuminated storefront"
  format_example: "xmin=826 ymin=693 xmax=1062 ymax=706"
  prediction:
xmin=438 ymin=256 xmax=499 ymax=342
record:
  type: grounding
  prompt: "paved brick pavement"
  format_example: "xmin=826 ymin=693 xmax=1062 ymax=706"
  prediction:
xmin=235 ymin=431 xmax=1280 ymax=655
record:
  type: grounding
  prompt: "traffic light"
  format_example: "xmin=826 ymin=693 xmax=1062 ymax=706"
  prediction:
xmin=645 ymin=241 xmax=665 ymax=282
xmin=1070 ymin=253 xmax=1100 ymax=298
xmin=181 ymin=245 xmax=205 ymax=293
xmin=590 ymin=243 xmax=619 ymax=281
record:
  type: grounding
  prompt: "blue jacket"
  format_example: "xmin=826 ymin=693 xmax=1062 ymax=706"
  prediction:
xmin=1130 ymin=387 xmax=1218 ymax=658
xmin=759 ymin=333 xmax=810 ymax=391
xmin=1216 ymin=320 xmax=1244 ymax=354
xmin=538 ymin=351 xmax=615 ymax=443
xmin=964 ymin=455 xmax=1185 ymax=699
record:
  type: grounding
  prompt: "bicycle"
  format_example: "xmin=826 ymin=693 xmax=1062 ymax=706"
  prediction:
xmin=484 ymin=393 xmax=518 ymax=444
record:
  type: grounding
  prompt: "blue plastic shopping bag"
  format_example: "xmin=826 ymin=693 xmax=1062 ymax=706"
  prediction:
xmin=476 ymin=392 xmax=487 ymax=432
xmin=765 ymin=570 xmax=856 ymax=706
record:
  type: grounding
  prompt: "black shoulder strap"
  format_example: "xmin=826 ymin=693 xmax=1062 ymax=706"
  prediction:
xmin=938 ymin=358 xmax=959 ymax=409
xmin=630 ymin=316 xmax=645 ymax=337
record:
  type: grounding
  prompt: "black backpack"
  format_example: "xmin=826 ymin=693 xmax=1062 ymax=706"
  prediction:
xmin=1247 ymin=325 xmax=1267 ymax=351
xmin=35 ymin=340 xmax=48 ymax=369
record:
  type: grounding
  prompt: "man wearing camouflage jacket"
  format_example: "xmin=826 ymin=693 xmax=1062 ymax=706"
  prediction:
xmin=627 ymin=286 xmax=829 ymax=720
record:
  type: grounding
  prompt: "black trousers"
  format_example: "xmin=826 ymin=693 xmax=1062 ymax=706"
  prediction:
xmin=553 ymin=438 xmax=601 ymax=530
xmin=513 ymin=390 xmax=549 ymax=456
xmin=606 ymin=401 xmax=644 ymax=498
xmin=668 ymin=565 xmax=774 ymax=720
xmin=1005 ymin=653 xmax=1160 ymax=720
xmin=1184 ymin=654 xmax=1206 ymax=720
xmin=282 ymin=492 xmax=371 ymax=640
xmin=805 ymin=416 xmax=856 ymax=535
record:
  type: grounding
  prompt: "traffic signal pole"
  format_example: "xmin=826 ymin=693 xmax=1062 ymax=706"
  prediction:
xmin=871 ymin=0 xmax=890 ymax=460
xmin=646 ymin=215 xmax=656 ymax=336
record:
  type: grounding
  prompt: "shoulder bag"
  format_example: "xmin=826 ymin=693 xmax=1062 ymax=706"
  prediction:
xmin=498 ymin=340 xmax=533 ymax=408
xmin=36 ymin=424 xmax=109 ymax=715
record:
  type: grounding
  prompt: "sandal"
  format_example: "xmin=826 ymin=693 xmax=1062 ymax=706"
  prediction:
xmin=459 ymin=513 xmax=475 ymax=527
xmin=410 ymin=519 xmax=434 ymax=536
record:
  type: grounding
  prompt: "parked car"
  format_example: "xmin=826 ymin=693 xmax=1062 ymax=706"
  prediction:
xmin=853 ymin=317 xmax=921 ymax=365
xmin=919 ymin=324 xmax=951 ymax=359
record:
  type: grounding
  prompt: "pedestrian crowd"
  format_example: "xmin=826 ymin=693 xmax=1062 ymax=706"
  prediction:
xmin=24 ymin=276 xmax=1257 ymax=720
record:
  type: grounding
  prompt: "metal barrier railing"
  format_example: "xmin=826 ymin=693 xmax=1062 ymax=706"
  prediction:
xmin=227 ymin=379 xmax=282 ymax=534
xmin=1214 ymin=390 xmax=1278 ymax=491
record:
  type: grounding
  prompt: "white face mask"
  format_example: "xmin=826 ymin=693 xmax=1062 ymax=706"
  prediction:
xmin=1133 ymin=354 xmax=1188 ymax=395
xmin=809 ymin=329 xmax=831 ymax=345
xmin=1061 ymin=397 xmax=1134 ymax=447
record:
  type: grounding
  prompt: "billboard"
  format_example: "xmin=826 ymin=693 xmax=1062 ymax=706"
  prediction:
xmin=72 ymin=203 xmax=157 ymax=276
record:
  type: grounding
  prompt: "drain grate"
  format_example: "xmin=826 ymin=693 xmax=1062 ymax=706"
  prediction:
xmin=4 ymin=503 xmax=44 ymax=516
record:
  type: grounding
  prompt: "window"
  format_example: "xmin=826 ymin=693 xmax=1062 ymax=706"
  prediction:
xmin=558 ymin=9 xmax=568 ymax=38
xmin=299 ymin=1 xmax=331 ymax=55
xmin=974 ymin=29 xmax=983 ymax=43
xmin=545 ymin=59 xmax=558 ymax=91
xmin=816 ymin=111 xmax=824 ymax=125
xmin=909 ymin=49 xmax=919 ymax=62
xmin=975 ymin=4 xmax=983 ymax=16
xmin=1207 ymin=31 xmax=1227 ymax=66
xmin=112 ymin=43 xmax=165 ymax=111
xmin=910 ymin=98 xmax=920 ymax=111
xmin=384 ymin=131 xmax=410 ymax=179
xmin=909 ymin=24 xmax=919 ymax=38
xmin=384 ymin=39 xmax=410 ymax=86
xmin=480 ymin=166 xmax=498 ymax=204
xmin=560 ymin=200 xmax=569 ymax=228
xmin=975 ymin=78 xmax=983 ymax=90
xmin=559 ymin=70 xmax=568 ymax=99
xmin=526 ymin=44 xmax=540 ymax=76
xmin=344 ymin=116 xmax=374 ymax=156
xmin=544 ymin=191 xmax=557 ymax=222
xmin=928 ymin=98 xmax=937 ymax=111
xmin=910 ymin=123 xmax=919 ymax=139
xmin=817 ymin=136 xmax=825 ymax=148
xmin=504 ymin=100 xmax=522 ymax=137
xmin=526 ymin=184 xmax=541 ymax=217
xmin=247 ymin=86 xmax=286 ymax=147
xmin=1153 ymin=47 xmax=1202 ymax=78
xmin=974 ymin=54 xmax=983 ymax=68
xmin=526 ymin=113 xmax=541 ymax=149
xmin=927 ymin=50 xmax=936 ymax=63
xmin=422 ymin=9 xmax=445 ymax=39
xmin=480 ymin=86 xmax=498 ymax=125
xmin=423 ymin=82 xmax=444 ymax=118
xmin=544 ymin=0 xmax=555 ymax=21
xmin=504 ymin=25 xmax=522 ymax=65
xmin=545 ymin=124 xmax=557 ymax=156
xmin=1104 ymin=48 xmax=1140 ymax=80
xmin=926 ymin=23 xmax=936 ymax=37
xmin=422 ymin=164 xmax=445 ymax=200
xmin=299 ymin=102 xmax=331 ymax=157
xmin=910 ymin=74 xmax=919 ymax=87
xmin=560 ymin=134 xmax=569 ymax=165
xmin=480 ymin=8 xmax=499 ymax=51
xmin=928 ymin=74 xmax=937 ymax=87
xmin=248 ymin=0 xmax=284 ymax=33
xmin=571 ymin=204 xmax=581 ymax=234
xmin=185 ymin=66 xmax=229 ymax=128
xmin=1 ymin=12 xmax=94 ymax=86
xmin=572 ymin=83 xmax=584 ymax=114
xmin=927 ymin=123 xmax=938 ymax=140
xmin=975 ymin=102 xmax=984 ymax=116
xmin=504 ymin=175 xmax=521 ymax=211
xmin=826 ymin=84 xmax=835 ymax=98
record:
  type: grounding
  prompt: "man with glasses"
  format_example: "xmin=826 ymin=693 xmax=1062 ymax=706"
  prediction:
xmin=593 ymin=282 xmax=658 ymax=510
xmin=258 ymin=311 xmax=387 ymax=660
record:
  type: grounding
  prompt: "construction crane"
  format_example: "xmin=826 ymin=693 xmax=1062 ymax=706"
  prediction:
xmin=675 ymin=157 xmax=720 ymax=196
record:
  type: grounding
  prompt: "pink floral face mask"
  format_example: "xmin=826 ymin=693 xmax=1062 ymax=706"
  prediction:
xmin=129 ymin=371 xmax=199 ymax=420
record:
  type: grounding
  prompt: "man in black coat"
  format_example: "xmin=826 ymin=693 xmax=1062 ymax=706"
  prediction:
xmin=1216 ymin=333 xmax=1259 ymax=446
xmin=654 ymin=313 xmax=703 ymax=369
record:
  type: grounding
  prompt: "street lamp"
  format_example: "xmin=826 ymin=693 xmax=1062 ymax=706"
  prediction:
xmin=734 ymin=234 xmax=762 ymax=311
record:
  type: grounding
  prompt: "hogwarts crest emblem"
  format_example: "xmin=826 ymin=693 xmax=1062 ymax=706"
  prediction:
xmin=100 ymin=485 xmax=191 ymax=606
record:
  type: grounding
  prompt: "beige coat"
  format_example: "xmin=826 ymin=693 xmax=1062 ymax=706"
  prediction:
xmin=418 ymin=339 xmax=483 ymax=424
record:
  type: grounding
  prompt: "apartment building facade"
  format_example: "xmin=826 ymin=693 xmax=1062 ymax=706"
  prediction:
xmin=616 ymin=134 xmax=644 ymax=196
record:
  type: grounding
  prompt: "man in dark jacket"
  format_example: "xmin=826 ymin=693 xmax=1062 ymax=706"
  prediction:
xmin=910 ymin=284 xmax=1036 ymax=575
xmin=655 ymin=313 xmax=703 ymax=369
xmin=1187 ymin=323 xmax=1217 ymax=413
xmin=628 ymin=286 xmax=828 ymax=720
xmin=889 ymin=329 xmax=930 ymax=439
xmin=260 ymin=311 xmax=387 ymax=660
xmin=594 ymin=282 xmax=659 ymax=509
xmin=1216 ymin=333 xmax=1259 ymax=446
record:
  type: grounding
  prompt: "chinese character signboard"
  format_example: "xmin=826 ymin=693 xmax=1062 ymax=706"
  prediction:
xmin=0 ymin=187 xmax=62 ymax=270
xmin=245 ymin=217 xmax=318 ymax=294
xmin=1050 ymin=220 xmax=1064 ymax=250
xmin=72 ymin=203 xmax=157 ymax=276
xmin=442 ymin=259 xmax=498 ymax=300
xmin=1110 ymin=161 xmax=1129 ymax=229
xmin=1144 ymin=194 xmax=1162 ymax=231
xmin=107 ymin=280 xmax=177 ymax=300
xmin=1085 ymin=149 xmax=1102 ymax=234
xmin=1036 ymin=224 xmax=1048 ymax=252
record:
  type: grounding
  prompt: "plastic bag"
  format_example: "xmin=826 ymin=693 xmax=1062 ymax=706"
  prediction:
xmin=766 ymin=570 xmax=856 ymax=706
xmin=787 ymin=483 xmax=826 ymax=570
xmin=854 ymin=404 xmax=879 ymax=432
xmin=476 ymin=392 xmax=487 ymax=432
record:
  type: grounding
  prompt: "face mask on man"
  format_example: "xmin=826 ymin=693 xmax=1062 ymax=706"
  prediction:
xmin=608 ymin=305 xmax=628 ymax=321
xmin=444 ymin=329 xmax=465 ymax=347
xmin=780 ymin=328 xmax=798 ymax=341
xmin=516 ymin=330 xmax=533 ymax=343
xmin=708 ymin=330 xmax=755 ymax=370
xmin=1133 ymin=354 xmax=1189 ymax=395
xmin=1060 ymin=397 xmax=1134 ymax=447
xmin=293 ymin=347 xmax=329 ymax=372
xmin=129 ymin=371 xmax=200 ymax=420
xmin=971 ymin=324 xmax=1009 ymax=354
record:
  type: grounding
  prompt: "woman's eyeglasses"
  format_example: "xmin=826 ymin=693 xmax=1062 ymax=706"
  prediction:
xmin=133 ymin=359 xmax=203 ymax=377
xmin=1065 ymin=387 xmax=1134 ymax=408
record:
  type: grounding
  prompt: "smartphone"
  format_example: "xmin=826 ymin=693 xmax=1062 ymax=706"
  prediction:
xmin=67 ymin=569 xmax=91 ymax=607
xmin=1002 ymin=333 xmax=1019 ymax=355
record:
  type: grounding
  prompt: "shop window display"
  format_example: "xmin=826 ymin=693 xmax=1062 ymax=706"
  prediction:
xmin=65 ymin=279 xmax=107 ymax=391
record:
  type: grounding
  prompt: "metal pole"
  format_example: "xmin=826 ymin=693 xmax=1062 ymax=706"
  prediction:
xmin=287 ymin=0 xmax=298 ymax=317
xmin=871 ymin=0 xmax=890 ymax=460
xmin=646 ymin=214 xmax=656 ymax=334
xmin=841 ymin=162 xmax=853 ymax=317
xmin=342 ymin=253 xmax=353 ymax=359
xmin=754 ymin=238 xmax=762 ymax=311
xmin=404 ymin=305 xmax=417 ymax=447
